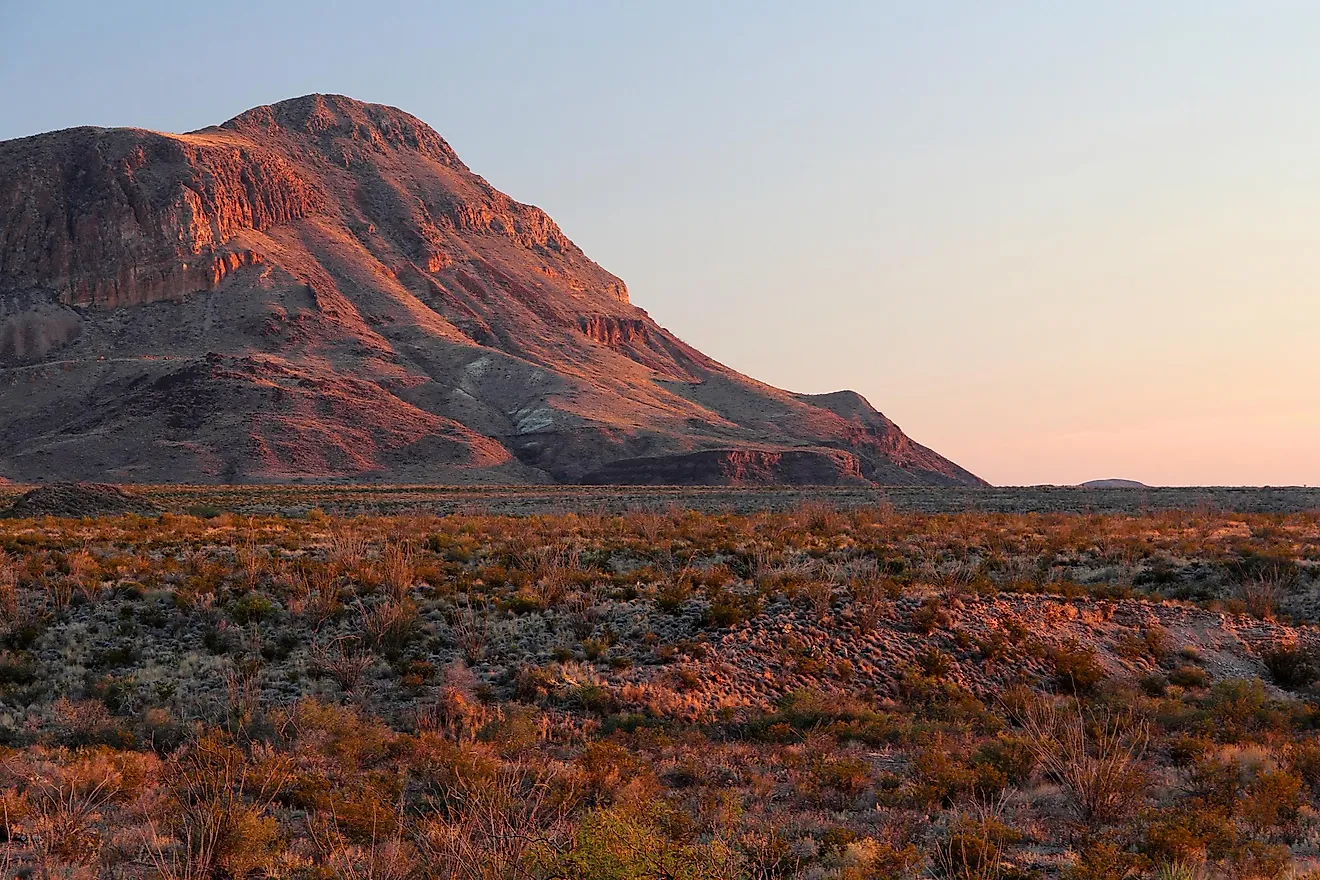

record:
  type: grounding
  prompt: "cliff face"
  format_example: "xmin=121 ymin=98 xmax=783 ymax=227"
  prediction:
xmin=0 ymin=94 xmax=986 ymax=487
xmin=0 ymin=127 xmax=322 ymax=308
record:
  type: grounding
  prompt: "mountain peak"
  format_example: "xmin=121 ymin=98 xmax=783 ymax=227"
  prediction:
xmin=0 ymin=96 xmax=985 ymax=488
xmin=215 ymin=93 xmax=465 ymax=168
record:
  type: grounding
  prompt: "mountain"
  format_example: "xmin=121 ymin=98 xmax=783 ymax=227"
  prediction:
xmin=1080 ymin=479 xmax=1147 ymax=489
xmin=0 ymin=94 xmax=985 ymax=487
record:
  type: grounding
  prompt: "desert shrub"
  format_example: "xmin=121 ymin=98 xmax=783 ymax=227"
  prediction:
xmin=1239 ymin=768 xmax=1304 ymax=832
xmin=479 ymin=706 xmax=546 ymax=755
xmin=973 ymin=734 xmax=1037 ymax=787
xmin=835 ymin=838 xmax=921 ymax=880
xmin=362 ymin=597 xmax=422 ymax=657
xmin=1261 ymin=642 xmax=1319 ymax=689
xmin=1288 ymin=738 xmax=1320 ymax=790
xmin=1144 ymin=624 xmax=1174 ymax=661
xmin=915 ymin=645 xmax=955 ymax=678
xmin=0 ymin=651 xmax=37 ymax=686
xmin=656 ymin=578 xmax=693 ymax=613
xmin=553 ymin=801 xmax=735 ymax=880
xmin=307 ymin=824 xmax=418 ymax=880
xmin=379 ymin=542 xmax=415 ymax=602
xmin=1113 ymin=630 xmax=1150 ymax=661
xmin=973 ymin=629 xmax=1012 ymax=662
xmin=573 ymin=682 xmax=617 ymax=715
xmin=905 ymin=742 xmax=974 ymax=809
xmin=1140 ymin=672 xmax=1170 ymax=696
xmin=850 ymin=575 xmax=900 ymax=630
xmin=311 ymin=636 xmax=376 ymax=695
xmin=817 ymin=825 xmax=856 ymax=859
xmin=150 ymin=734 xmax=290 ymax=880
xmin=689 ymin=563 xmax=735 ymax=590
xmin=0 ymin=551 xmax=16 ymax=619
xmin=1150 ymin=863 xmax=1204 ymax=880
xmin=505 ymin=589 xmax=544 ymax=614
xmin=314 ymin=772 xmax=407 ymax=842
xmin=289 ymin=699 xmax=396 ymax=773
xmin=177 ymin=554 xmax=226 ymax=608
xmin=1203 ymin=680 xmax=1270 ymax=739
xmin=202 ymin=622 xmax=235 ymax=655
xmin=0 ymin=504 xmax=1316 ymax=878
xmin=1165 ymin=735 xmax=1212 ymax=768
xmin=911 ymin=597 xmax=951 ymax=634
xmin=1224 ymin=839 xmax=1292 ymax=880
xmin=1141 ymin=803 xmax=1237 ymax=865
xmin=329 ymin=524 xmax=371 ymax=572
xmin=413 ymin=761 xmax=572 ymax=880
xmin=701 ymin=588 xmax=760 ymax=629
xmin=673 ymin=668 xmax=702 ymax=691
xmin=1231 ymin=558 xmax=1297 ymax=620
xmin=1187 ymin=756 xmax=1241 ymax=811
xmin=1049 ymin=641 xmax=1108 ymax=695
xmin=228 ymin=591 xmax=278 ymax=624
xmin=48 ymin=697 xmax=134 ymax=748
xmin=2 ymin=607 xmax=46 ymax=651
xmin=929 ymin=805 xmax=1022 ymax=880
xmin=1063 ymin=837 xmax=1145 ymax=880
xmin=140 ymin=707 xmax=188 ymax=754
xmin=582 ymin=636 xmax=611 ymax=661
xmin=574 ymin=740 xmax=652 ymax=807
xmin=450 ymin=600 xmax=492 ymax=663
xmin=13 ymin=749 xmax=143 ymax=871
xmin=1019 ymin=701 xmax=1149 ymax=824
xmin=513 ymin=663 xmax=558 ymax=702
xmin=289 ymin=561 xmax=343 ymax=626
xmin=752 ymin=690 xmax=901 ymax=746
xmin=1169 ymin=664 xmax=1208 ymax=688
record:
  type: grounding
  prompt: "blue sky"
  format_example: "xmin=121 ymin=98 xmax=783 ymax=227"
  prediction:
xmin=4 ymin=1 xmax=1317 ymax=485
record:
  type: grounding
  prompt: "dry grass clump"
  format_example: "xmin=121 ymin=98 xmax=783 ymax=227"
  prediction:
xmin=1016 ymin=698 xmax=1149 ymax=824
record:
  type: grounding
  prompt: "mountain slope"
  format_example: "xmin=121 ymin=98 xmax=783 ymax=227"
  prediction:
xmin=0 ymin=94 xmax=985 ymax=487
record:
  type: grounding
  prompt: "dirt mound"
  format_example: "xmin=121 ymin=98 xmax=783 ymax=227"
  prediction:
xmin=2 ymin=482 xmax=159 ymax=518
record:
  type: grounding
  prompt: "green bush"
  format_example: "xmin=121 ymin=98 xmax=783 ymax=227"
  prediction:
xmin=229 ymin=592 xmax=278 ymax=624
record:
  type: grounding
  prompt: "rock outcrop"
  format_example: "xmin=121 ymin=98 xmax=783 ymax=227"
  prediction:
xmin=0 ymin=94 xmax=986 ymax=487
xmin=582 ymin=448 xmax=871 ymax=486
xmin=0 ymin=127 xmax=321 ymax=309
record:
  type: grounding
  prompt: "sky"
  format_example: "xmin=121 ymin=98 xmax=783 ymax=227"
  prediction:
xmin=2 ymin=1 xmax=1317 ymax=486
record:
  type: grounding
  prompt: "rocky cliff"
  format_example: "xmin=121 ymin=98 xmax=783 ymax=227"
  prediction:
xmin=0 ymin=94 xmax=985 ymax=487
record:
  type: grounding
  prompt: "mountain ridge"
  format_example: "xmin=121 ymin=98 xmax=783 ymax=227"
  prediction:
xmin=0 ymin=94 xmax=986 ymax=487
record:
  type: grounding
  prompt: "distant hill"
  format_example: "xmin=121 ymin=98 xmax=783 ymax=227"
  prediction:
xmin=0 ymin=94 xmax=985 ymax=488
xmin=1080 ymin=479 xmax=1148 ymax=489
